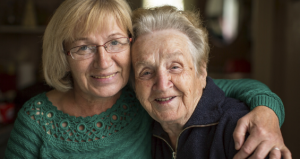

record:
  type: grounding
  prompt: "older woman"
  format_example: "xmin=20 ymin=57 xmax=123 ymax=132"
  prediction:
xmin=131 ymin=6 xmax=291 ymax=159
xmin=4 ymin=0 xmax=289 ymax=158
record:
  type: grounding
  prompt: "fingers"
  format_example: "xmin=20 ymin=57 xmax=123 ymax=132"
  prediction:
xmin=250 ymin=146 xmax=292 ymax=159
xmin=233 ymin=118 xmax=248 ymax=150
xmin=281 ymin=147 xmax=292 ymax=159
xmin=268 ymin=147 xmax=281 ymax=159
xmin=248 ymin=143 xmax=280 ymax=159
xmin=233 ymin=134 xmax=261 ymax=159
xmin=233 ymin=106 xmax=291 ymax=159
xmin=236 ymin=140 xmax=292 ymax=159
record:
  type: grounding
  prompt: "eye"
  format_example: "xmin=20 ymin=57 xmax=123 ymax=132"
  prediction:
xmin=139 ymin=69 xmax=153 ymax=79
xmin=171 ymin=64 xmax=181 ymax=70
xmin=142 ymin=71 xmax=151 ymax=76
xmin=110 ymin=40 xmax=120 ymax=46
xmin=171 ymin=66 xmax=180 ymax=69
xmin=71 ymin=45 xmax=92 ymax=54
xmin=79 ymin=45 xmax=89 ymax=51
xmin=169 ymin=63 xmax=182 ymax=73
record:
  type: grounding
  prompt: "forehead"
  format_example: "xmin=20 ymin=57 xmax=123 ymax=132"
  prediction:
xmin=132 ymin=30 xmax=191 ymax=61
xmin=69 ymin=15 xmax=127 ymax=42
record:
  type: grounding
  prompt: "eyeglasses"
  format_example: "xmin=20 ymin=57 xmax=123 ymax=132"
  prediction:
xmin=66 ymin=37 xmax=132 ymax=60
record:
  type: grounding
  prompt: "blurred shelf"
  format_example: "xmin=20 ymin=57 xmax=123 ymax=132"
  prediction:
xmin=0 ymin=26 xmax=46 ymax=34
xmin=0 ymin=123 xmax=13 ymax=158
xmin=0 ymin=123 xmax=13 ymax=144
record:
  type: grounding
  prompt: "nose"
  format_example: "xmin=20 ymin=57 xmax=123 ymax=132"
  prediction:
xmin=93 ymin=46 xmax=113 ymax=69
xmin=153 ymin=70 xmax=173 ymax=91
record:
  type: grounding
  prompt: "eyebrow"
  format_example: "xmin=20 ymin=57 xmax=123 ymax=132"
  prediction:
xmin=72 ymin=37 xmax=88 ymax=43
xmin=134 ymin=60 xmax=152 ymax=68
xmin=163 ymin=52 xmax=184 ymax=59
xmin=72 ymin=33 xmax=127 ymax=43
xmin=108 ymin=33 xmax=127 ymax=38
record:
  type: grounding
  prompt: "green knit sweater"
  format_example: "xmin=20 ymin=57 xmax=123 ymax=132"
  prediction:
xmin=5 ymin=79 xmax=284 ymax=159
xmin=5 ymin=86 xmax=152 ymax=159
xmin=213 ymin=79 xmax=284 ymax=126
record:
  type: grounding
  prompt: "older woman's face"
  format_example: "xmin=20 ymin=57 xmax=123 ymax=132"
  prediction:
xmin=132 ymin=30 xmax=207 ymax=123
xmin=65 ymin=17 xmax=130 ymax=99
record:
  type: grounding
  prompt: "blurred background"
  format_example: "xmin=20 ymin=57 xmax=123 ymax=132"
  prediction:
xmin=0 ymin=0 xmax=299 ymax=158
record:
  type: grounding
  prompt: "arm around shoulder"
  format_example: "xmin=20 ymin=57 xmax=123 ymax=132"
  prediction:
xmin=213 ymin=78 xmax=284 ymax=126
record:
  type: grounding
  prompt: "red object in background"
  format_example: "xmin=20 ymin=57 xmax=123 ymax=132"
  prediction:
xmin=0 ymin=103 xmax=15 ymax=124
xmin=0 ymin=74 xmax=17 ymax=92
xmin=225 ymin=59 xmax=251 ymax=73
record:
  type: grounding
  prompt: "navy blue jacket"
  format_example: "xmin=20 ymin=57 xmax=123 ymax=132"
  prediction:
xmin=151 ymin=77 xmax=250 ymax=159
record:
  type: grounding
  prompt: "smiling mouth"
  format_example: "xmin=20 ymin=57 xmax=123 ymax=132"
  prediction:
xmin=91 ymin=73 xmax=117 ymax=79
xmin=155 ymin=96 xmax=176 ymax=102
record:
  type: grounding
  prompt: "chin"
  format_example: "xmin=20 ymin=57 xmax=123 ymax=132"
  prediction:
xmin=93 ymin=84 xmax=124 ymax=98
xmin=96 ymin=91 xmax=119 ymax=98
xmin=154 ymin=111 xmax=182 ymax=123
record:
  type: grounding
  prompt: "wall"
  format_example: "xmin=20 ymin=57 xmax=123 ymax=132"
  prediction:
xmin=283 ymin=1 xmax=300 ymax=156
xmin=252 ymin=0 xmax=300 ymax=158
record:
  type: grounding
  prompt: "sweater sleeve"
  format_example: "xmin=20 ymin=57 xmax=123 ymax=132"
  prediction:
xmin=4 ymin=111 xmax=43 ymax=159
xmin=213 ymin=78 xmax=285 ymax=127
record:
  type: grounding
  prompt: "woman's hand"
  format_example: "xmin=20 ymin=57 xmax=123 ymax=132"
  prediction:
xmin=233 ymin=106 xmax=292 ymax=159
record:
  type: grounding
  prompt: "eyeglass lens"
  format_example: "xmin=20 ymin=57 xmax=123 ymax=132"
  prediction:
xmin=69 ymin=37 xmax=130 ymax=60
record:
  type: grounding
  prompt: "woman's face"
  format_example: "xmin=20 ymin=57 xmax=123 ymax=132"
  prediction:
xmin=65 ymin=17 xmax=130 ymax=100
xmin=132 ymin=30 xmax=207 ymax=124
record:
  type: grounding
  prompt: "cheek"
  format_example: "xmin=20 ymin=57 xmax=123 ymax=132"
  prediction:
xmin=69 ymin=60 xmax=89 ymax=76
xmin=135 ymin=80 xmax=152 ymax=101
xmin=68 ymin=62 xmax=91 ymax=88
xmin=173 ymin=71 xmax=194 ymax=94
xmin=113 ymin=52 xmax=131 ymax=71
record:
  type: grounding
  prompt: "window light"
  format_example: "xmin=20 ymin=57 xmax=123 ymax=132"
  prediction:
xmin=142 ymin=0 xmax=184 ymax=10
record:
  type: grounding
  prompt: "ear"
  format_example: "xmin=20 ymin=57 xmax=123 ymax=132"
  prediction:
xmin=197 ymin=65 xmax=207 ymax=89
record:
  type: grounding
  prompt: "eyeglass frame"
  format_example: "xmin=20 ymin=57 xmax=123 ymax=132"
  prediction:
xmin=65 ymin=37 xmax=132 ymax=60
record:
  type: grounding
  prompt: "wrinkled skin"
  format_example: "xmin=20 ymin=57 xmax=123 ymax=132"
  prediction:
xmin=131 ymin=29 xmax=207 ymax=147
xmin=233 ymin=106 xmax=292 ymax=159
xmin=132 ymin=29 xmax=206 ymax=125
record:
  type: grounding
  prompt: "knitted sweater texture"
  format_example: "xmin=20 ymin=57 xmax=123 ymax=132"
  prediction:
xmin=5 ymin=86 xmax=152 ymax=159
xmin=213 ymin=79 xmax=284 ymax=126
xmin=5 ymin=79 xmax=284 ymax=158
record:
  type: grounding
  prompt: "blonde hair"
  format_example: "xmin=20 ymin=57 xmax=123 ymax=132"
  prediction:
xmin=43 ymin=0 xmax=133 ymax=92
xmin=132 ymin=5 xmax=209 ymax=75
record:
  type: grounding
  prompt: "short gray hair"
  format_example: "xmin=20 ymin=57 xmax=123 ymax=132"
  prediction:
xmin=132 ymin=5 xmax=210 ymax=75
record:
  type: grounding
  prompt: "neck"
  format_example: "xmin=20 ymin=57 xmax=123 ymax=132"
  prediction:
xmin=160 ymin=120 xmax=185 ymax=150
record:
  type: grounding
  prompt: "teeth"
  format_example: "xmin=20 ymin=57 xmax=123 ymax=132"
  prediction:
xmin=93 ymin=74 xmax=116 ymax=79
xmin=156 ymin=97 xmax=173 ymax=101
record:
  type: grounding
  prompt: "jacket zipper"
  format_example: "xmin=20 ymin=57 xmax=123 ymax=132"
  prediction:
xmin=153 ymin=122 xmax=219 ymax=159
xmin=172 ymin=152 xmax=176 ymax=159
xmin=153 ymin=135 xmax=176 ymax=158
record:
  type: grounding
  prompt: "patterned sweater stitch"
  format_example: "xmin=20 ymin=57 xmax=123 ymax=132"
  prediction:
xmin=5 ymin=86 xmax=152 ymax=159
